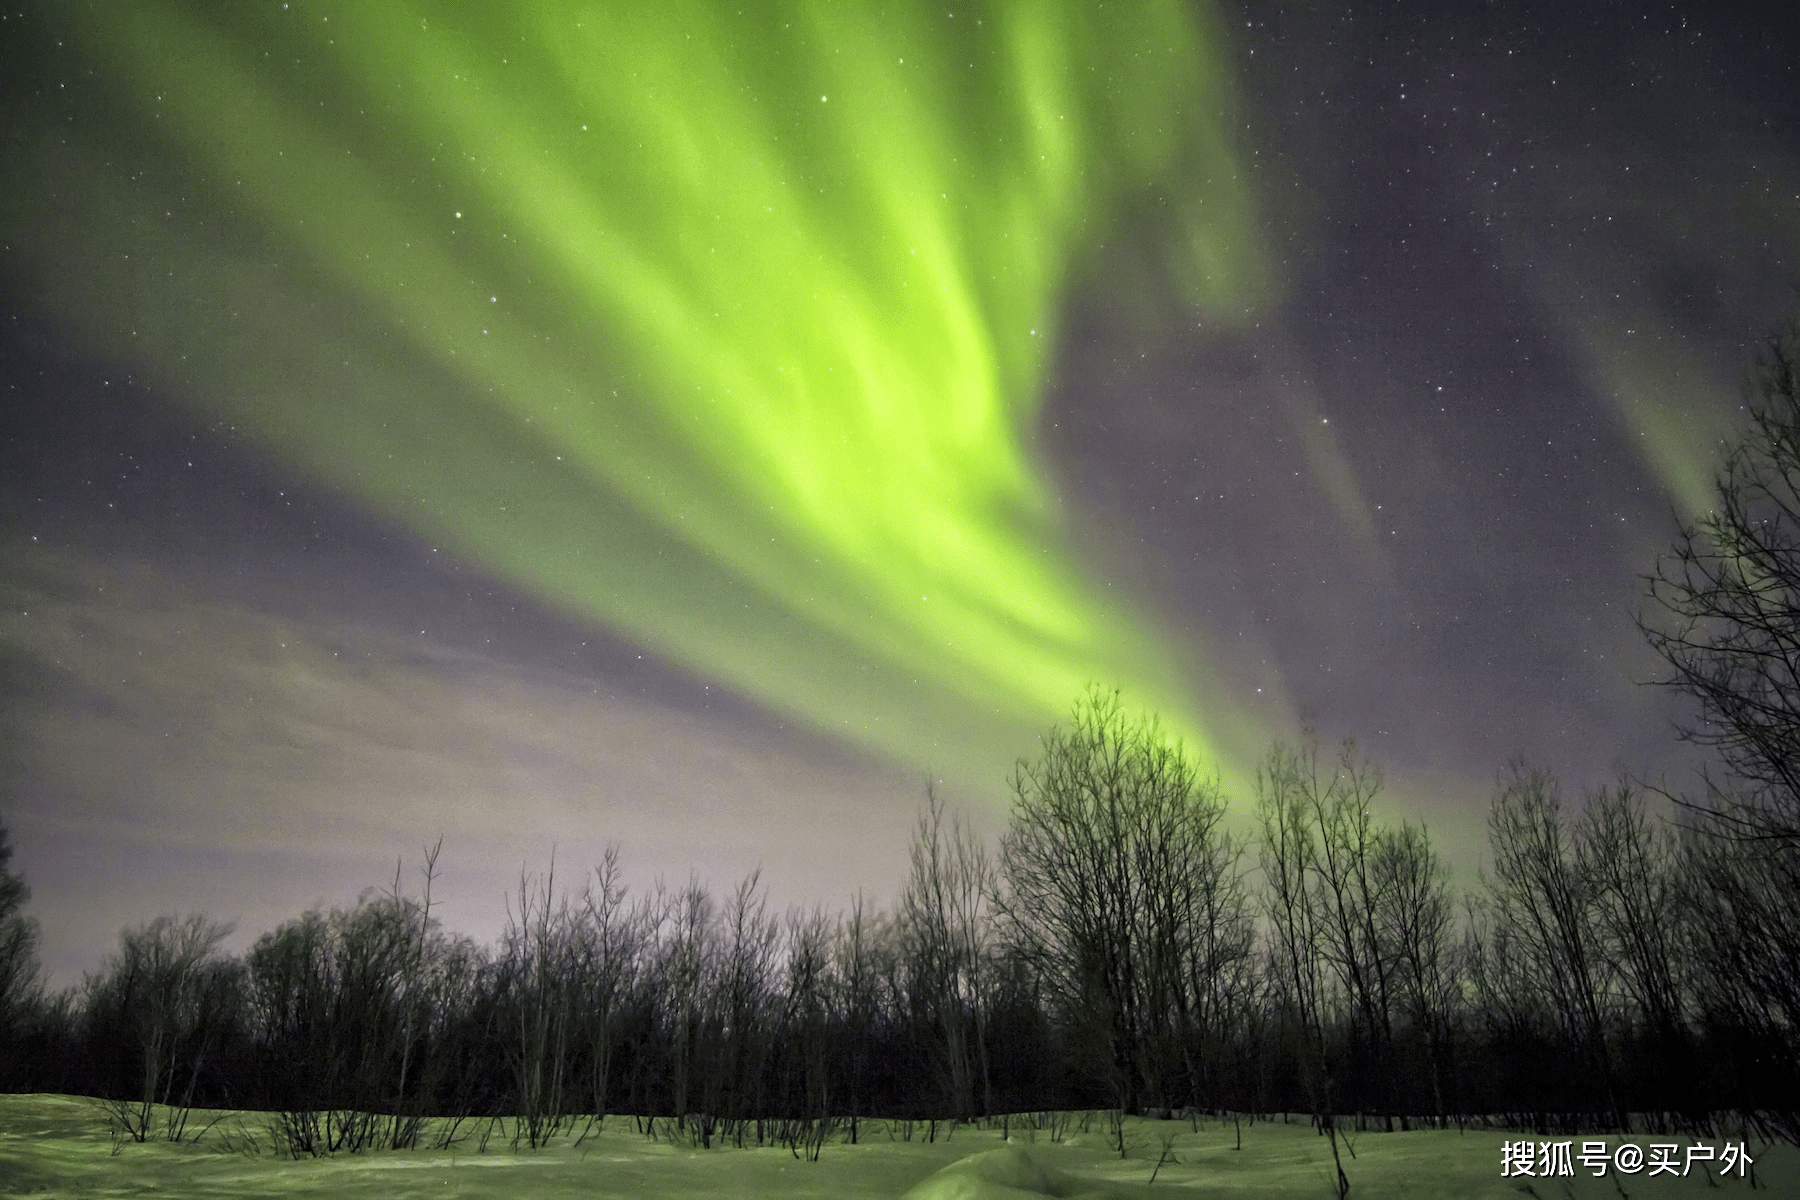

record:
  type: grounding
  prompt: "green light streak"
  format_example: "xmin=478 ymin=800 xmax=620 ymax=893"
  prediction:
xmin=11 ymin=1 xmax=1269 ymax=784
xmin=1527 ymin=268 xmax=1739 ymax=520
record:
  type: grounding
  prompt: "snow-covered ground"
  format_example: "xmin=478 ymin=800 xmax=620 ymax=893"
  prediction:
xmin=0 ymin=1094 xmax=1790 ymax=1198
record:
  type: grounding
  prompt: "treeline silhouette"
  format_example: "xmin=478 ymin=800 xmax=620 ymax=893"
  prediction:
xmin=0 ymin=698 xmax=1794 ymax=1152
xmin=4 ymin=325 xmax=1800 ymax=1155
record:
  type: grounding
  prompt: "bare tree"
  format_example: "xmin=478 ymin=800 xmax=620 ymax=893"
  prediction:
xmin=576 ymin=844 xmax=639 ymax=1133
xmin=1255 ymin=742 xmax=1458 ymax=1130
xmin=1372 ymin=821 xmax=1458 ymax=1125
xmin=900 ymin=785 xmax=995 ymax=1121
xmin=656 ymin=875 xmax=715 ymax=1127
xmin=1578 ymin=783 xmax=1689 ymax=1092
xmin=91 ymin=913 xmax=236 ymax=1142
xmin=1134 ymin=741 xmax=1250 ymax=1116
xmin=1636 ymin=317 xmax=1800 ymax=1138
xmin=833 ymin=892 xmax=880 ymax=1142
xmin=244 ymin=910 xmax=334 ymax=1113
xmin=1254 ymin=740 xmax=1348 ymax=1197
xmin=1640 ymin=321 xmax=1800 ymax=848
xmin=710 ymin=869 xmax=779 ymax=1137
xmin=999 ymin=685 xmax=1222 ymax=1135
xmin=384 ymin=838 xmax=442 ymax=1149
xmin=784 ymin=904 xmax=835 ymax=1137
xmin=1304 ymin=740 xmax=1401 ymax=1129
xmin=1678 ymin=811 xmax=1800 ymax=1137
xmin=502 ymin=855 xmax=577 ymax=1148
xmin=0 ymin=818 xmax=42 ymax=1067
xmin=1482 ymin=762 xmax=1623 ymax=1129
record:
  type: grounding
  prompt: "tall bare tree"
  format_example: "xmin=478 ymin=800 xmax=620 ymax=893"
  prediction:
xmin=0 ymin=818 xmax=41 ymax=1070
xmin=833 ymin=892 xmax=880 ymax=1142
xmin=1137 ymin=743 xmax=1249 ymax=1115
xmin=656 ymin=875 xmax=715 ymax=1125
xmin=784 ymin=904 xmax=835 ymax=1128
xmin=1483 ymin=762 xmax=1623 ymax=1129
xmin=1373 ymin=820 xmax=1458 ymax=1125
xmin=710 ymin=870 xmax=779 ymax=1134
xmin=999 ymin=685 xmax=1224 ymax=1132
xmin=576 ymin=844 xmax=639 ymax=1130
xmin=502 ymin=855 xmax=577 ymax=1147
xmin=1304 ymin=740 xmax=1401 ymax=1127
xmin=90 ymin=913 xmax=236 ymax=1141
xmin=1255 ymin=740 xmax=1348 ymax=1197
xmin=384 ymin=839 xmax=442 ymax=1148
xmin=900 ymin=785 xmax=995 ymax=1120
xmin=1640 ymin=321 xmax=1800 ymax=849
xmin=1578 ymin=785 xmax=1687 ymax=1078
xmin=1637 ymin=321 xmax=1800 ymax=1137
xmin=1677 ymin=809 xmax=1800 ymax=1135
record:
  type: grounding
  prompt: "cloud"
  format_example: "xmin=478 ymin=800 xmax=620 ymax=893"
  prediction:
xmin=2 ymin=551 xmax=929 ymax=982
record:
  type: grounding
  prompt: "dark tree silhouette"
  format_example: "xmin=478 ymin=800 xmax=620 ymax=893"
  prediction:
xmin=1481 ymin=764 xmax=1622 ymax=1130
xmin=88 ymin=914 xmax=238 ymax=1142
xmin=998 ymin=685 xmax=1234 ymax=1138
xmin=0 ymin=817 xmax=43 ymax=1085
xmin=899 ymin=786 xmax=994 ymax=1122
xmin=14 ymin=691 xmax=1800 ymax=1146
xmin=1638 ymin=320 xmax=1800 ymax=1139
xmin=1641 ymin=321 xmax=1800 ymax=848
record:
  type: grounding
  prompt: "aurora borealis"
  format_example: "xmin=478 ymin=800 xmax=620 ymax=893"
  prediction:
xmin=14 ymin=0 xmax=1272 ymax=775
xmin=4 ymin=3 xmax=1799 ymax=979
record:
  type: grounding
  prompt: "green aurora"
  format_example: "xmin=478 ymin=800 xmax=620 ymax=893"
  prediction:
xmin=9 ymin=1 xmax=1278 ymax=784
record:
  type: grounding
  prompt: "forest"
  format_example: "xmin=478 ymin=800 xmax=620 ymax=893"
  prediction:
xmin=0 ymin=700 xmax=1794 ymax=1159
xmin=1 ymin=334 xmax=1798 ymax=1160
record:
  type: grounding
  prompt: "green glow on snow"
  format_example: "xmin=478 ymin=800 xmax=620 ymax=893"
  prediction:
xmin=11 ymin=1 xmax=1270 ymax=782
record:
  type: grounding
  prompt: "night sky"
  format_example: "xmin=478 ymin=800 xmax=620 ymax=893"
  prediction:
xmin=3 ymin=1 xmax=1796 ymax=986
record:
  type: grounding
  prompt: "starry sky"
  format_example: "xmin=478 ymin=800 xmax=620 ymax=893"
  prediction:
xmin=2 ymin=1 xmax=1797 ymax=985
